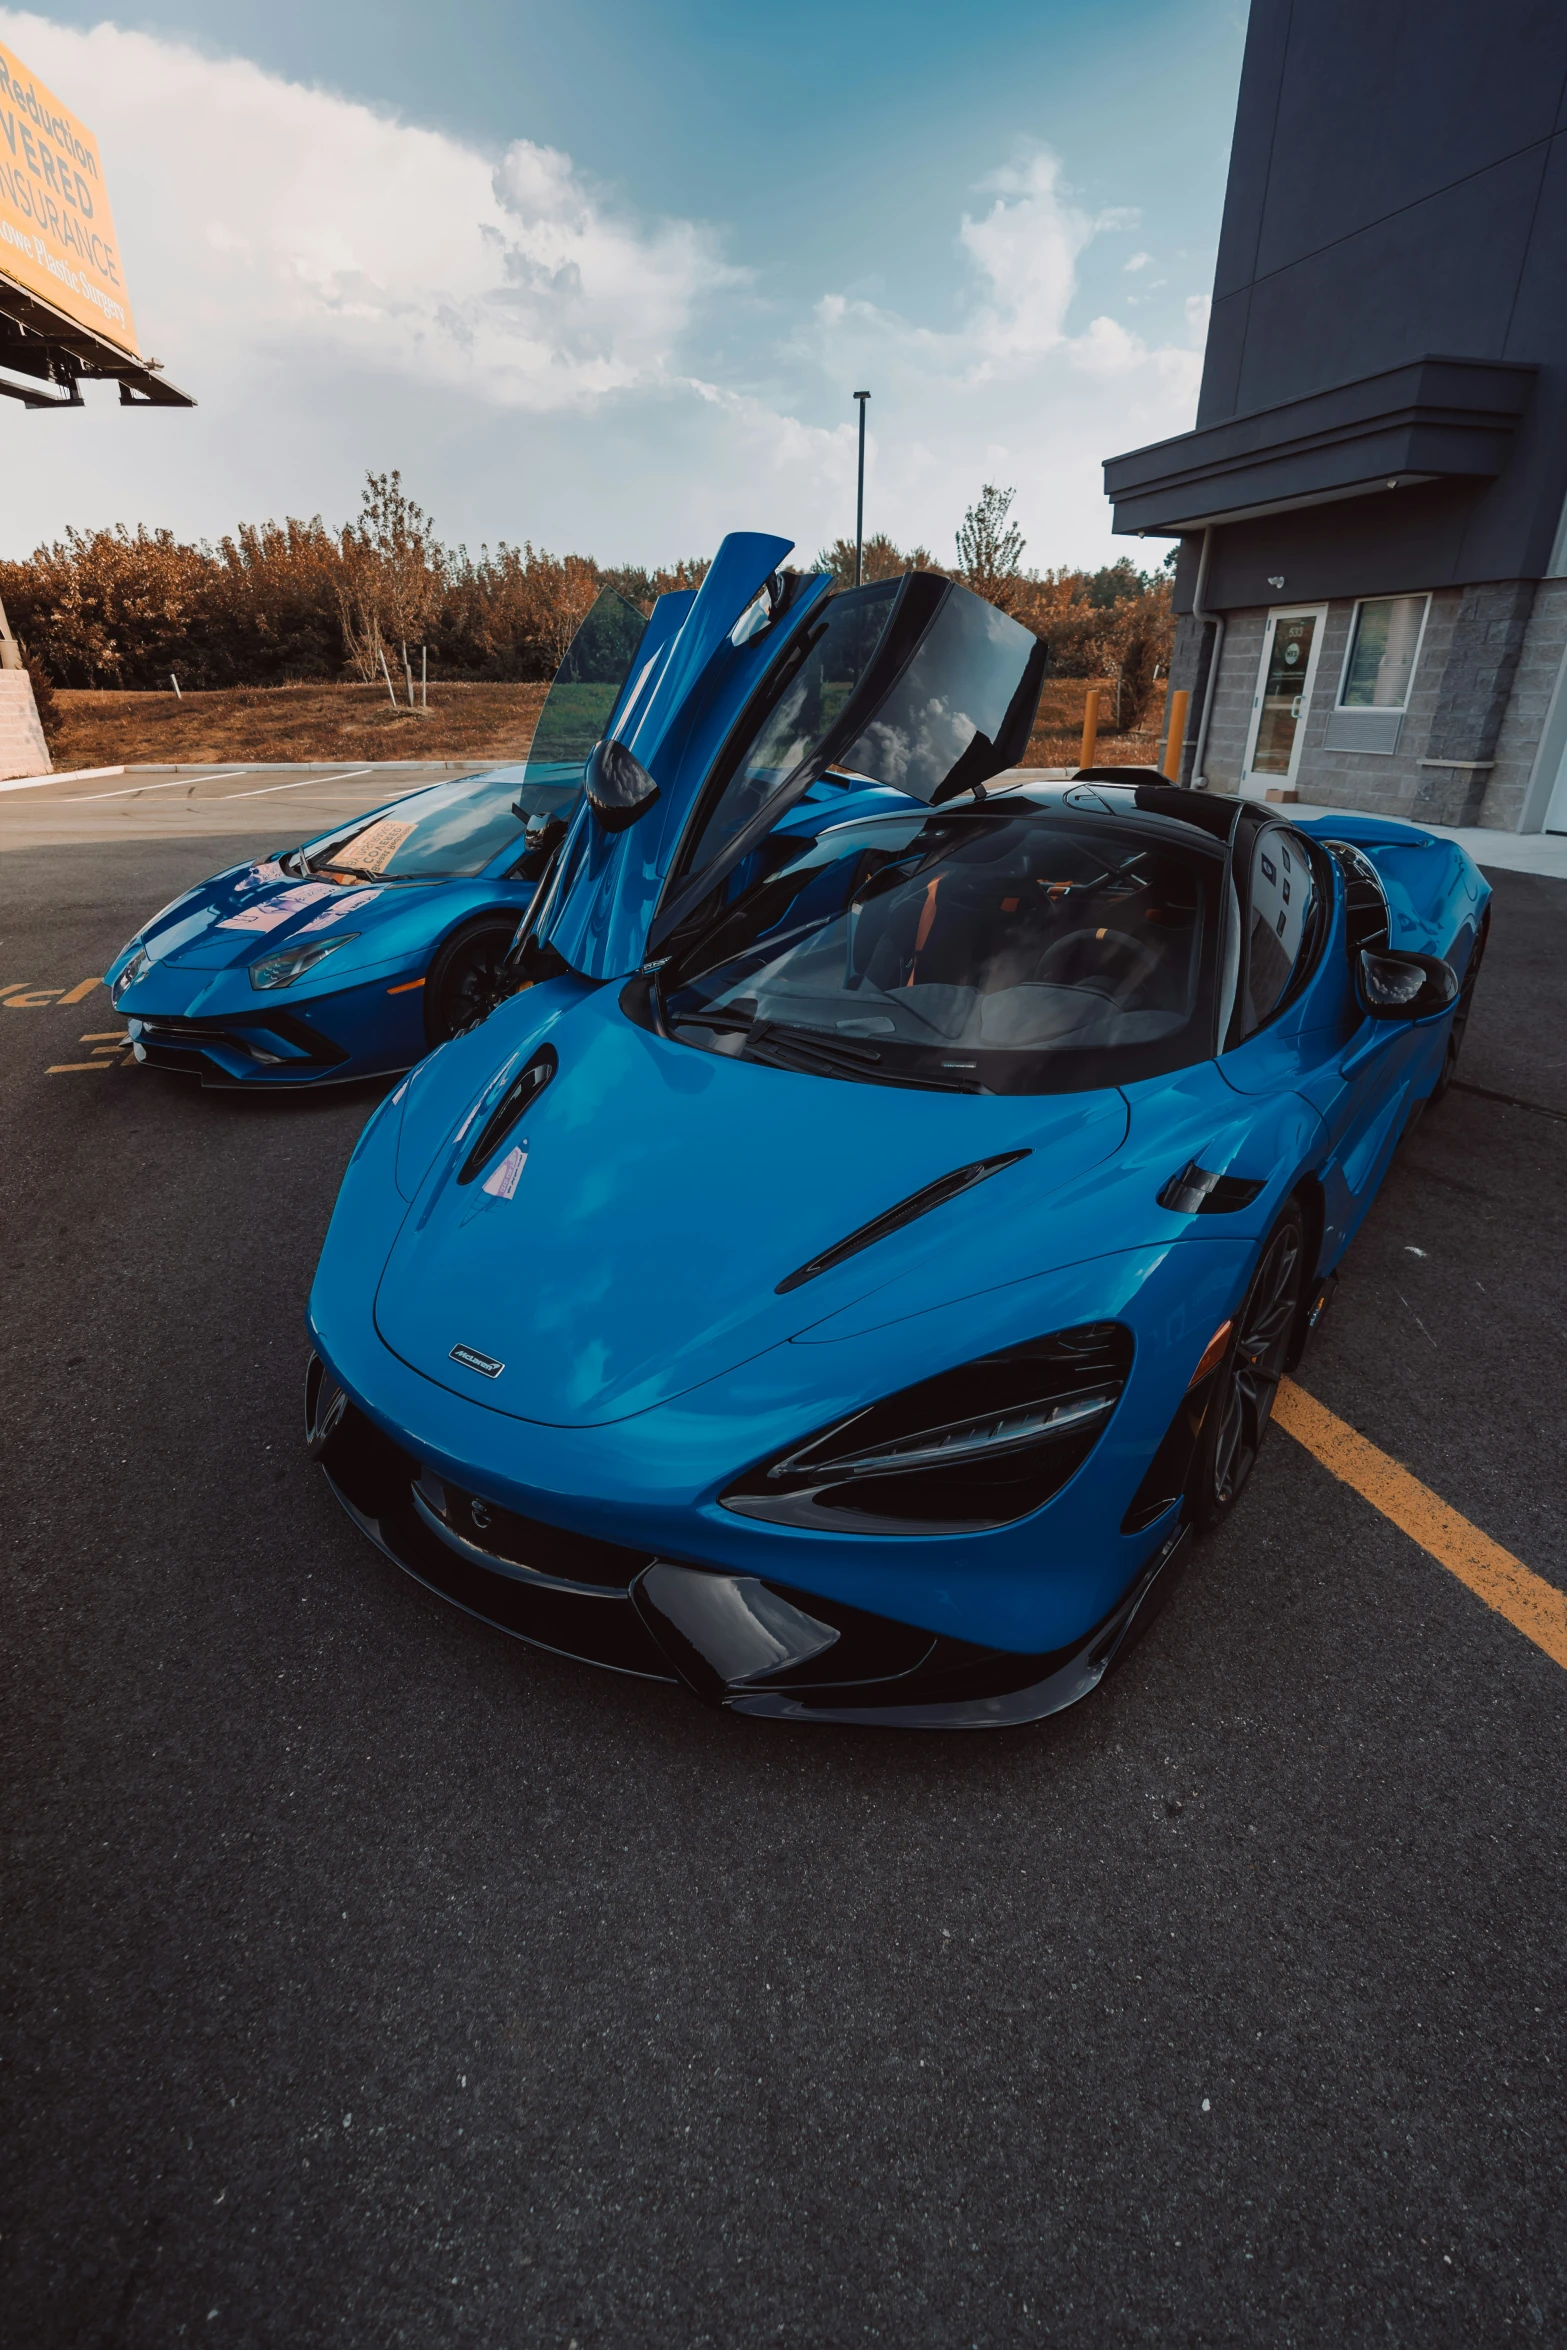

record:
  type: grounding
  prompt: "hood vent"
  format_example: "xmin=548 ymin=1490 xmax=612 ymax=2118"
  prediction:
xmin=775 ymin=1149 xmax=1031 ymax=1295
xmin=457 ymin=1046 xmax=558 ymax=1186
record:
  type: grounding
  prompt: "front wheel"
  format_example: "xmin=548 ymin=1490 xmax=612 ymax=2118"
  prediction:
xmin=1187 ymin=1198 xmax=1307 ymax=1534
xmin=424 ymin=918 xmax=518 ymax=1047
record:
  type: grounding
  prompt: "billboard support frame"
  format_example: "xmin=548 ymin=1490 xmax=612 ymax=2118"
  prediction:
xmin=0 ymin=278 xmax=192 ymax=408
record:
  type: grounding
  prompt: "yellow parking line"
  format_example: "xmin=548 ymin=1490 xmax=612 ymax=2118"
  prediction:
xmin=79 ymin=1031 xmax=126 ymax=1042
xmin=48 ymin=1060 xmax=119 ymax=1074
xmin=60 ymin=977 xmax=103 ymax=1004
xmin=1274 ymin=1378 xmax=1567 ymax=1670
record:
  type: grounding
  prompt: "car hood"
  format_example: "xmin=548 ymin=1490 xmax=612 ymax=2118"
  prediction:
xmin=134 ymin=859 xmax=421 ymax=970
xmin=372 ymin=989 xmax=1130 ymax=1427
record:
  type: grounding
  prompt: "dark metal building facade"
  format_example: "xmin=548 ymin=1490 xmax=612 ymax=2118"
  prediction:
xmin=1103 ymin=0 xmax=1567 ymax=832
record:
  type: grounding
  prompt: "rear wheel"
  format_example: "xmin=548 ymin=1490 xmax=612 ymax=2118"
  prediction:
xmin=424 ymin=918 xmax=516 ymax=1047
xmin=1188 ymin=1198 xmax=1306 ymax=1534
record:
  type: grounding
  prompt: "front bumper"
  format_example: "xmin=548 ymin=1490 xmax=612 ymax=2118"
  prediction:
xmin=307 ymin=1356 xmax=1190 ymax=1728
xmin=127 ymin=1008 xmax=361 ymax=1086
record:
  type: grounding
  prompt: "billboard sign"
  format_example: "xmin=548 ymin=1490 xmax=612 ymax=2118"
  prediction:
xmin=0 ymin=39 xmax=137 ymax=357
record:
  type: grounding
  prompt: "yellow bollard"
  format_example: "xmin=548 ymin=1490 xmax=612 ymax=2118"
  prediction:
xmin=1079 ymin=685 xmax=1102 ymax=771
xmin=1163 ymin=687 xmax=1191 ymax=782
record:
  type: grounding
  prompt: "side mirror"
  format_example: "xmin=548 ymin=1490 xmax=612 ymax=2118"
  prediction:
xmin=1357 ymin=947 xmax=1459 ymax=1022
xmin=585 ymin=737 xmax=660 ymax=832
xmin=512 ymin=812 xmax=568 ymax=880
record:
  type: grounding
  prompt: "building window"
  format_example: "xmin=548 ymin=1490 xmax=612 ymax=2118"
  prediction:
xmin=1338 ymin=594 xmax=1429 ymax=710
xmin=1321 ymin=593 xmax=1429 ymax=755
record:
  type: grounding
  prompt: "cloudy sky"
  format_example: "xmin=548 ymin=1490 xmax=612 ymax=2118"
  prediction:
xmin=0 ymin=1 xmax=1246 ymax=570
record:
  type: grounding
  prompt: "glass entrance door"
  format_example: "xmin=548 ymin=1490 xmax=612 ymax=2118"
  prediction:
xmin=1241 ymin=607 xmax=1326 ymax=797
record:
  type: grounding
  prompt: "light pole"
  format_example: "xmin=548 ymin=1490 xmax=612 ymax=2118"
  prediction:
xmin=853 ymin=390 xmax=870 ymax=585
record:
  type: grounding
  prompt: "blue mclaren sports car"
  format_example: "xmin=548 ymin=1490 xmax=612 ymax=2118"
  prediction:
xmin=103 ymin=588 xmax=655 ymax=1086
xmin=304 ymin=532 xmax=1490 ymax=1727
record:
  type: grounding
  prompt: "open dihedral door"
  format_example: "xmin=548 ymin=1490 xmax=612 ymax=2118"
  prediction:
xmin=523 ymin=532 xmax=1046 ymax=986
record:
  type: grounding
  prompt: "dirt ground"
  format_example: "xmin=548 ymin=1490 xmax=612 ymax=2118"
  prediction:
xmin=46 ymin=681 xmax=548 ymax=768
xmin=40 ymin=674 xmax=1156 ymax=774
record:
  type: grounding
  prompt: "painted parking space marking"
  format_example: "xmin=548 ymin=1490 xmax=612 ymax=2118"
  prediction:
xmin=1275 ymin=1377 xmax=1567 ymax=1670
xmin=48 ymin=1030 xmax=132 ymax=1074
xmin=225 ymin=766 xmax=376 ymax=798
xmin=2 ymin=977 xmax=104 ymax=1006
xmin=66 ymin=769 xmax=250 ymax=801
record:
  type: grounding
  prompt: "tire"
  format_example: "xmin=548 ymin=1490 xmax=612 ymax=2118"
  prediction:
xmin=424 ymin=917 xmax=517 ymax=1047
xmin=1430 ymin=905 xmax=1489 ymax=1106
xmin=1187 ymin=1197 xmax=1307 ymax=1535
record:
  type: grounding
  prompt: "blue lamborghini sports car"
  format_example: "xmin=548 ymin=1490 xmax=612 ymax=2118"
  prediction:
xmin=102 ymin=589 xmax=652 ymax=1087
xmin=305 ymin=532 xmax=1490 ymax=1727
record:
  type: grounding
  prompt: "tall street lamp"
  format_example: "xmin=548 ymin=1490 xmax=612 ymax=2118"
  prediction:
xmin=853 ymin=390 xmax=870 ymax=585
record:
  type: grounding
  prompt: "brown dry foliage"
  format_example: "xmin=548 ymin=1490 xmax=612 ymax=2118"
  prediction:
xmin=0 ymin=468 xmax=1172 ymax=742
xmin=0 ymin=470 xmax=711 ymax=695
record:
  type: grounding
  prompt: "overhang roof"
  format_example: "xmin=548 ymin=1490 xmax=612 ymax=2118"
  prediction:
xmin=1103 ymin=355 xmax=1534 ymax=536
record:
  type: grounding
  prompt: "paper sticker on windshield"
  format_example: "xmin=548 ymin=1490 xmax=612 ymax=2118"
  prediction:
xmin=294 ymin=888 xmax=382 ymax=934
xmin=217 ymin=882 xmax=336 ymax=932
xmin=481 ymin=1145 xmax=527 ymax=1199
xmin=340 ymin=817 xmax=417 ymax=873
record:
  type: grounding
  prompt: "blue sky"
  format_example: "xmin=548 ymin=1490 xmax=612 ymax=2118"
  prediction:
xmin=0 ymin=1 xmax=1247 ymax=568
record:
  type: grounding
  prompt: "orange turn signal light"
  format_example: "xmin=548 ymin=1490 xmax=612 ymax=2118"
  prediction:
xmin=1188 ymin=1319 xmax=1233 ymax=1388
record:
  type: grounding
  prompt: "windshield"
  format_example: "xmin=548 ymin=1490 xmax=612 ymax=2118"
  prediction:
xmin=304 ymin=769 xmax=536 ymax=880
xmin=658 ymin=811 xmax=1222 ymax=1094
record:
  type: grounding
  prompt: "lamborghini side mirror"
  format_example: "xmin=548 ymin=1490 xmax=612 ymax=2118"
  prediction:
xmin=1357 ymin=947 xmax=1459 ymax=1022
xmin=511 ymin=813 xmax=568 ymax=880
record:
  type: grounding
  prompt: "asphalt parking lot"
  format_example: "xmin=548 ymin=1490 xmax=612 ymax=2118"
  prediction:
xmin=4 ymin=823 xmax=1566 ymax=2347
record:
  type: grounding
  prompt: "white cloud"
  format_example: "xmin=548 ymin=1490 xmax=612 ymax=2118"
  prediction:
xmin=0 ymin=15 xmax=1210 ymax=567
xmin=1124 ymin=250 xmax=1153 ymax=273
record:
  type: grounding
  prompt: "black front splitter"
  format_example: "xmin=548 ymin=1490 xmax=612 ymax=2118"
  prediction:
xmin=308 ymin=1363 xmax=1191 ymax=1730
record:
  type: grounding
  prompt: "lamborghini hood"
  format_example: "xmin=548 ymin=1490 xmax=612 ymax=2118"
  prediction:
xmin=373 ymin=990 xmax=1129 ymax=1427
xmin=126 ymin=859 xmax=417 ymax=972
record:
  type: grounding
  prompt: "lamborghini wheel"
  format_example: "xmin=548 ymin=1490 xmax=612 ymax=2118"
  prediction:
xmin=425 ymin=918 xmax=516 ymax=1046
xmin=1188 ymin=1197 xmax=1306 ymax=1534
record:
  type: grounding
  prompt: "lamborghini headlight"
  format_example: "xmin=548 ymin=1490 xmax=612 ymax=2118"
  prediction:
xmin=249 ymin=934 xmax=357 ymax=992
xmin=721 ymin=1322 xmax=1133 ymax=1534
xmin=111 ymin=944 xmax=151 ymax=1004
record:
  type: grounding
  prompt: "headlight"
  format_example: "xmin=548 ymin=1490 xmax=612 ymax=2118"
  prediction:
xmin=249 ymin=934 xmax=357 ymax=992
xmin=111 ymin=944 xmax=151 ymax=1003
xmin=721 ymin=1322 xmax=1133 ymax=1534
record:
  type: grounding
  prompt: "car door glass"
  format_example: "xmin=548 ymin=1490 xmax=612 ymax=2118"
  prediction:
xmin=1323 ymin=839 xmax=1391 ymax=957
xmin=681 ymin=581 xmax=899 ymax=883
xmin=1238 ymin=825 xmax=1318 ymax=1034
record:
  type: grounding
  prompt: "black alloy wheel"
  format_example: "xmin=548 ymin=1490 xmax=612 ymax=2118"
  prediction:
xmin=1430 ymin=907 xmax=1490 ymax=1105
xmin=424 ymin=918 xmax=517 ymax=1047
xmin=1188 ymin=1197 xmax=1306 ymax=1534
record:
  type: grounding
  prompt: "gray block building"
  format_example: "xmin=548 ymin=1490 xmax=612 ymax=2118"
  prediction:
xmin=1103 ymin=0 xmax=1567 ymax=835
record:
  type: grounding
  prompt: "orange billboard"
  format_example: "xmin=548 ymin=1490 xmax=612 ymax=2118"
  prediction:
xmin=0 ymin=38 xmax=137 ymax=357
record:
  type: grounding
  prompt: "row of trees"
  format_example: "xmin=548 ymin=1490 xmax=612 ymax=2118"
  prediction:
xmin=0 ymin=473 xmax=709 ymax=694
xmin=0 ymin=473 xmax=1173 ymax=728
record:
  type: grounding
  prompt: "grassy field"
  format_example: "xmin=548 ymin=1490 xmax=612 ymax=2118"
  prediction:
xmin=42 ymin=674 xmax=1159 ymax=773
xmin=47 ymin=680 xmax=548 ymax=768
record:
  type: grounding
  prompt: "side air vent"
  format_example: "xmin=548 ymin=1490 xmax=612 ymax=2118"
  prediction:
xmin=457 ymin=1045 xmax=558 ymax=1185
xmin=776 ymin=1150 xmax=1031 ymax=1293
xmin=1157 ymin=1161 xmax=1266 ymax=1215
